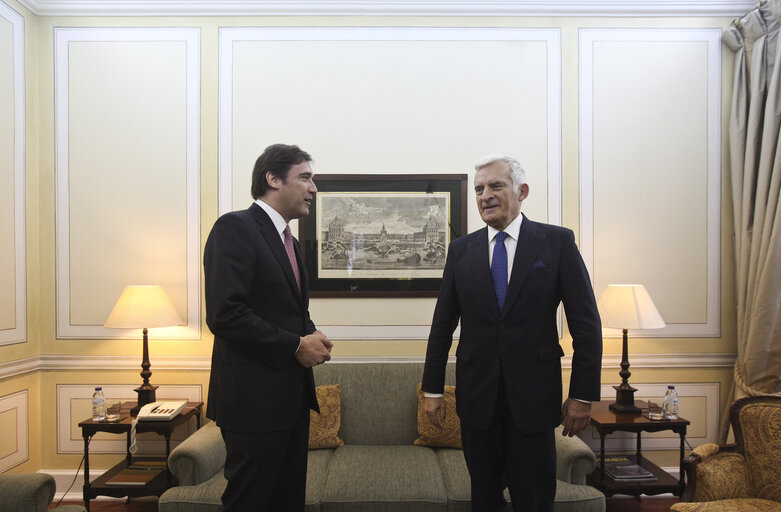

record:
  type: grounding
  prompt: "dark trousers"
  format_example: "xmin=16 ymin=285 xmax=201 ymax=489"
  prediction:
xmin=460 ymin=382 xmax=556 ymax=512
xmin=219 ymin=399 xmax=311 ymax=512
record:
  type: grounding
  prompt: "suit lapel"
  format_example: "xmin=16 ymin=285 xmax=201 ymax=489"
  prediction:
xmin=250 ymin=204 xmax=302 ymax=301
xmin=467 ymin=228 xmax=501 ymax=319
xmin=293 ymin=237 xmax=308 ymax=300
xmin=502 ymin=214 xmax=544 ymax=318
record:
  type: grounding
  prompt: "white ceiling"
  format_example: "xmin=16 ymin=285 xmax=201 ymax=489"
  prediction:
xmin=12 ymin=0 xmax=759 ymax=17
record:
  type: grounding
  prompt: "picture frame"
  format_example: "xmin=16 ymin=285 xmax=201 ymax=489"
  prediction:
xmin=299 ymin=174 xmax=468 ymax=297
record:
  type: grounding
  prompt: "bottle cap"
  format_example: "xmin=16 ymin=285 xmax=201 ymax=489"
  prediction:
xmin=667 ymin=385 xmax=674 ymax=389
xmin=95 ymin=386 xmax=102 ymax=390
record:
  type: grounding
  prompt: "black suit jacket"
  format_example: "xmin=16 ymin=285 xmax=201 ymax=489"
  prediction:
xmin=204 ymin=203 xmax=319 ymax=433
xmin=422 ymin=215 xmax=602 ymax=433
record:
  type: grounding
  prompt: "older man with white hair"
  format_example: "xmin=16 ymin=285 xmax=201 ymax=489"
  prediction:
xmin=422 ymin=154 xmax=603 ymax=512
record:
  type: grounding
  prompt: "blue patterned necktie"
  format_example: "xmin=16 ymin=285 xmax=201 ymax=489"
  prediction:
xmin=491 ymin=231 xmax=508 ymax=310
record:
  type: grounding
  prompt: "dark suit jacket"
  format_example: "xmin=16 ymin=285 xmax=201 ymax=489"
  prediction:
xmin=422 ymin=214 xmax=602 ymax=433
xmin=204 ymin=203 xmax=319 ymax=433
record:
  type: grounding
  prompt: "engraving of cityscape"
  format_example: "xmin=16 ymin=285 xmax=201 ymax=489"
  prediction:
xmin=316 ymin=192 xmax=450 ymax=279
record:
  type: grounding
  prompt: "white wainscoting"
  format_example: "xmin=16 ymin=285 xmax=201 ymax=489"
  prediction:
xmin=0 ymin=353 xmax=738 ymax=380
xmin=57 ymin=384 xmax=202 ymax=454
xmin=0 ymin=389 xmax=29 ymax=471
xmin=583 ymin=382 xmax=720 ymax=452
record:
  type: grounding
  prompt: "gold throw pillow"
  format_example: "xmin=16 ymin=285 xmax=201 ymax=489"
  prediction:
xmin=414 ymin=383 xmax=462 ymax=449
xmin=309 ymin=384 xmax=345 ymax=449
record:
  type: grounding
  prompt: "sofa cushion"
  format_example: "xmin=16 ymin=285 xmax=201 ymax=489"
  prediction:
xmin=439 ymin=448 xmax=605 ymax=512
xmin=414 ymin=384 xmax=462 ymax=449
xmin=310 ymin=385 xmax=344 ymax=449
xmin=158 ymin=470 xmax=225 ymax=512
xmin=159 ymin=448 xmax=334 ymax=512
xmin=305 ymin=448 xmax=334 ymax=511
xmin=320 ymin=445 xmax=448 ymax=512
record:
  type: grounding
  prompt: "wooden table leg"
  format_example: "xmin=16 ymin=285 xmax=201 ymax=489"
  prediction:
xmin=83 ymin=433 xmax=91 ymax=512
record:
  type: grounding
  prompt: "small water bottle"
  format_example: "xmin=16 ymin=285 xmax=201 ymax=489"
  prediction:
xmin=92 ymin=387 xmax=105 ymax=421
xmin=663 ymin=385 xmax=678 ymax=420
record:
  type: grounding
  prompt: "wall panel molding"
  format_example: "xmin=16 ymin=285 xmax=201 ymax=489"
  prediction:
xmin=54 ymin=27 xmax=201 ymax=340
xmin=0 ymin=2 xmax=26 ymax=346
xmin=57 ymin=384 xmax=201 ymax=453
xmin=579 ymin=28 xmax=722 ymax=338
xmin=0 ymin=390 xmax=29 ymax=471
xmin=220 ymin=26 xmax=562 ymax=341
xmin=15 ymin=0 xmax=756 ymax=17
xmin=0 ymin=353 xmax=738 ymax=379
xmin=219 ymin=27 xmax=561 ymax=224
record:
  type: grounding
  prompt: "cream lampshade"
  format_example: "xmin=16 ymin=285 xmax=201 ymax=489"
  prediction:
xmin=105 ymin=285 xmax=183 ymax=415
xmin=597 ymin=284 xmax=666 ymax=414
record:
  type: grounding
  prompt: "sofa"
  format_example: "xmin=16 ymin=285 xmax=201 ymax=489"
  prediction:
xmin=671 ymin=395 xmax=781 ymax=512
xmin=159 ymin=362 xmax=605 ymax=512
xmin=0 ymin=473 xmax=87 ymax=512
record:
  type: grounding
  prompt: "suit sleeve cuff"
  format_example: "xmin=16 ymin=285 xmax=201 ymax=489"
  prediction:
xmin=572 ymin=398 xmax=591 ymax=404
xmin=423 ymin=393 xmax=444 ymax=398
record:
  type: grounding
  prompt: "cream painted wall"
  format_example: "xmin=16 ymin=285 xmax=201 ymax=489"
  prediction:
xmin=0 ymin=1 xmax=739 ymax=476
xmin=0 ymin=0 xmax=25 ymax=346
xmin=66 ymin=40 xmax=189 ymax=325
xmin=592 ymin=40 xmax=710 ymax=323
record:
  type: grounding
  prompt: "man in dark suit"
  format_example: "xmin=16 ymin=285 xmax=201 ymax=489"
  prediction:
xmin=204 ymin=144 xmax=333 ymax=512
xmin=422 ymin=155 xmax=602 ymax=512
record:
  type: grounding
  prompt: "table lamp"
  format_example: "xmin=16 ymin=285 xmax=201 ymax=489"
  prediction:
xmin=597 ymin=284 xmax=666 ymax=414
xmin=104 ymin=285 xmax=183 ymax=415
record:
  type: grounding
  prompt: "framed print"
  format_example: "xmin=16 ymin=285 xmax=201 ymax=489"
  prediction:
xmin=299 ymin=174 xmax=468 ymax=297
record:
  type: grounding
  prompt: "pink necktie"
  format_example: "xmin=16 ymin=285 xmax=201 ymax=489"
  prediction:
xmin=283 ymin=225 xmax=301 ymax=291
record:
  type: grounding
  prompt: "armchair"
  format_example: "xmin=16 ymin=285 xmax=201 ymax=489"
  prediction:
xmin=670 ymin=395 xmax=781 ymax=512
xmin=0 ymin=472 xmax=86 ymax=512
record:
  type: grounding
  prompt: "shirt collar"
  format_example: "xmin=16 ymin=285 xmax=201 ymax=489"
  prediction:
xmin=487 ymin=213 xmax=523 ymax=242
xmin=255 ymin=198 xmax=288 ymax=236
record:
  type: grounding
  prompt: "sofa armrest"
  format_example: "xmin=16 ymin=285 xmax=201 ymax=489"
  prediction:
xmin=554 ymin=426 xmax=597 ymax=485
xmin=0 ymin=473 xmax=56 ymax=511
xmin=168 ymin=421 xmax=226 ymax=487
xmin=680 ymin=443 xmax=750 ymax=503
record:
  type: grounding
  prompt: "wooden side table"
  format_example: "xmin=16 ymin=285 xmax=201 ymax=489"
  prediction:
xmin=586 ymin=400 xmax=690 ymax=498
xmin=78 ymin=401 xmax=203 ymax=511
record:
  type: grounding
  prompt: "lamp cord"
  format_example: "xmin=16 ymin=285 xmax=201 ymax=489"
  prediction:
xmin=53 ymin=434 xmax=90 ymax=508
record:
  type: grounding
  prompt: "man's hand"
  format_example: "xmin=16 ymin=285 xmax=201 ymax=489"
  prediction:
xmin=321 ymin=333 xmax=334 ymax=353
xmin=561 ymin=398 xmax=592 ymax=437
xmin=295 ymin=330 xmax=332 ymax=368
xmin=424 ymin=396 xmax=446 ymax=429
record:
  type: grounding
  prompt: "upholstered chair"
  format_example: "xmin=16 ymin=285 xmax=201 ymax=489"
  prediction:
xmin=0 ymin=472 xmax=87 ymax=512
xmin=670 ymin=395 xmax=781 ymax=512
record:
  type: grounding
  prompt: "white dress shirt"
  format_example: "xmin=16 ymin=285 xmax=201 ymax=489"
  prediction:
xmin=255 ymin=198 xmax=288 ymax=243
